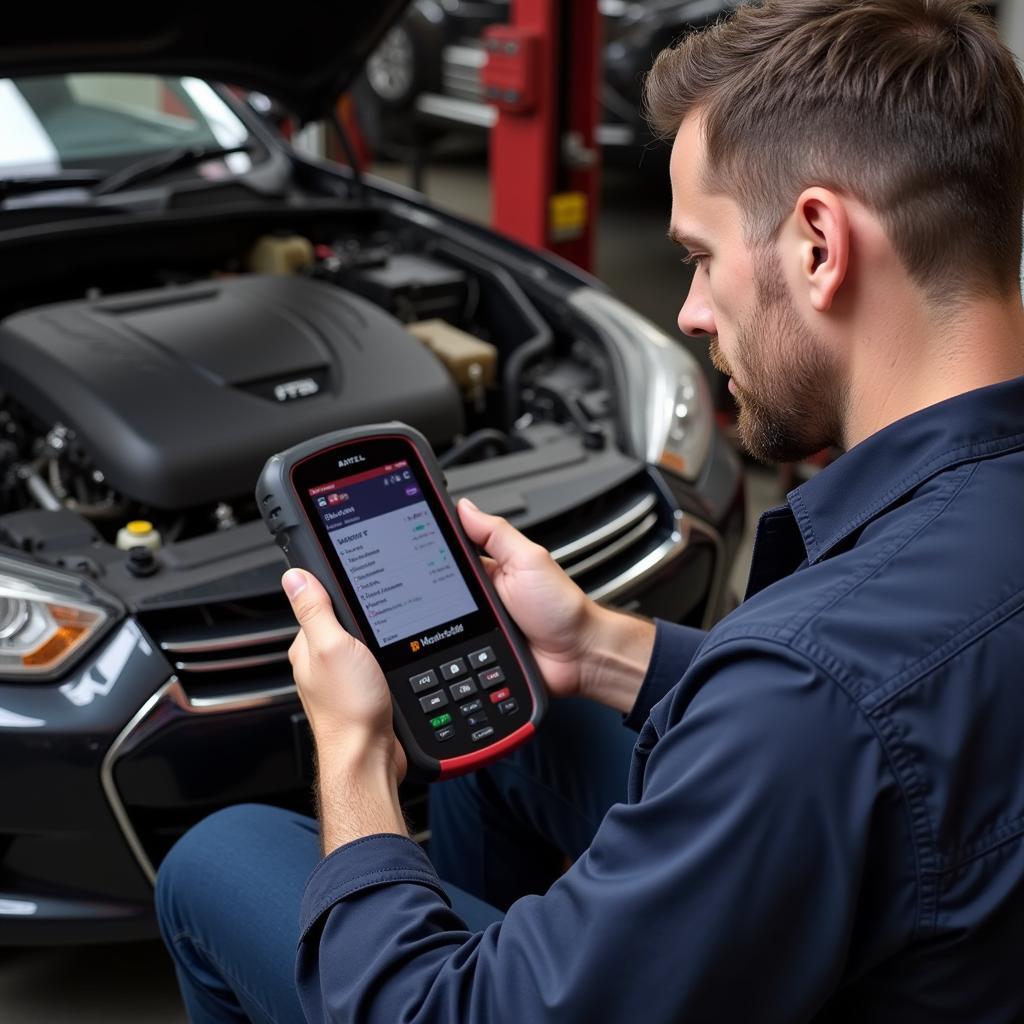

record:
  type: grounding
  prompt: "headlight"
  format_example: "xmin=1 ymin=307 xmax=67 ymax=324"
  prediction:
xmin=0 ymin=559 xmax=118 ymax=678
xmin=568 ymin=287 xmax=713 ymax=481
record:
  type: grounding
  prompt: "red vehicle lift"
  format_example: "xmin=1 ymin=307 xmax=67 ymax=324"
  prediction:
xmin=482 ymin=0 xmax=602 ymax=272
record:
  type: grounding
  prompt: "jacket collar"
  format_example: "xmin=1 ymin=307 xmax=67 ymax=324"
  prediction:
xmin=786 ymin=374 xmax=1024 ymax=565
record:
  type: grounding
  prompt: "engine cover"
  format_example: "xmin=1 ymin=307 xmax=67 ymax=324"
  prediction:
xmin=0 ymin=275 xmax=464 ymax=509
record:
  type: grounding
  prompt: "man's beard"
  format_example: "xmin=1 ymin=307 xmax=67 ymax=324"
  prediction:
xmin=709 ymin=251 xmax=846 ymax=464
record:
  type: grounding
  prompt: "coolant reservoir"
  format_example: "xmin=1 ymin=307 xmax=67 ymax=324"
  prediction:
xmin=406 ymin=319 xmax=498 ymax=401
xmin=116 ymin=520 xmax=162 ymax=552
xmin=247 ymin=234 xmax=315 ymax=275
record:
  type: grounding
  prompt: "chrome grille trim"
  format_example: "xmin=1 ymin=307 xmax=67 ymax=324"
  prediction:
xmin=550 ymin=493 xmax=658 ymax=566
xmin=100 ymin=679 xmax=176 ymax=886
xmin=160 ymin=625 xmax=297 ymax=654
xmin=565 ymin=512 xmax=659 ymax=581
xmin=587 ymin=511 xmax=689 ymax=604
xmin=167 ymin=679 xmax=297 ymax=713
xmin=687 ymin=514 xmax=729 ymax=630
xmin=101 ymin=676 xmax=301 ymax=886
xmin=172 ymin=650 xmax=291 ymax=674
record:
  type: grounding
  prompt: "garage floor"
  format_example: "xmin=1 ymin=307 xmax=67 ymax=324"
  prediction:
xmin=1 ymin=145 xmax=780 ymax=1023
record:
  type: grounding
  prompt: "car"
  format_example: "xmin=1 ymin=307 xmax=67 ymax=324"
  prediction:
xmin=0 ymin=6 xmax=744 ymax=945
xmin=357 ymin=0 xmax=743 ymax=156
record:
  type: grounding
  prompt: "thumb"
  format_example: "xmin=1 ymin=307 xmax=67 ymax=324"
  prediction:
xmin=457 ymin=498 xmax=531 ymax=568
xmin=282 ymin=569 xmax=346 ymax=653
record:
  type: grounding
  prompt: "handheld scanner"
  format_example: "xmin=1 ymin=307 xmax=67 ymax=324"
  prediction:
xmin=256 ymin=423 xmax=547 ymax=782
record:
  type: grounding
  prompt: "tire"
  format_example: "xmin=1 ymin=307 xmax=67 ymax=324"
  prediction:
xmin=364 ymin=11 xmax=444 ymax=113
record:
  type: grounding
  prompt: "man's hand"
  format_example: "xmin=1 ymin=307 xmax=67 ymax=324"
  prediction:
xmin=457 ymin=498 xmax=602 ymax=700
xmin=458 ymin=499 xmax=656 ymax=713
xmin=283 ymin=568 xmax=406 ymax=854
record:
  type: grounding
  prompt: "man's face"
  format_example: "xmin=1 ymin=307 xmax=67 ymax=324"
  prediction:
xmin=669 ymin=116 xmax=845 ymax=463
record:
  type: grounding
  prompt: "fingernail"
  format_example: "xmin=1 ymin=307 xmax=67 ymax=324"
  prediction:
xmin=461 ymin=498 xmax=478 ymax=511
xmin=282 ymin=569 xmax=308 ymax=599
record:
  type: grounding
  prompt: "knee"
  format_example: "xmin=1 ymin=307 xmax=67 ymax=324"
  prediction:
xmin=155 ymin=803 xmax=287 ymax=935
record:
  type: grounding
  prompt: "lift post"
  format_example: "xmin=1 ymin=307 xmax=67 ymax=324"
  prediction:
xmin=483 ymin=0 xmax=602 ymax=272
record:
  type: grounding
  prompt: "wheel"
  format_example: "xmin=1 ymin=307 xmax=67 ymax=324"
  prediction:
xmin=358 ymin=9 xmax=448 ymax=158
xmin=366 ymin=24 xmax=420 ymax=110
xmin=364 ymin=10 xmax=444 ymax=114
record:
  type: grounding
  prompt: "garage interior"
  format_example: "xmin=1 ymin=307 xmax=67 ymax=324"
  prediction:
xmin=1 ymin=3 xmax=1022 ymax=1020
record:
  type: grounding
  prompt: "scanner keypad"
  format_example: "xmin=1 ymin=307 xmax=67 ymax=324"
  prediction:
xmin=402 ymin=635 xmax=525 ymax=750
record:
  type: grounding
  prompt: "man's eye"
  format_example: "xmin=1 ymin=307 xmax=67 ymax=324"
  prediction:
xmin=681 ymin=253 xmax=709 ymax=271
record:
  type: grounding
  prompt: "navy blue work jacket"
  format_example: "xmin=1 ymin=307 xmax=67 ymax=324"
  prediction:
xmin=297 ymin=376 xmax=1024 ymax=1022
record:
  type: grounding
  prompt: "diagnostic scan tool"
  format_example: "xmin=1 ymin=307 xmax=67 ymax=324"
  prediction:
xmin=257 ymin=423 xmax=546 ymax=781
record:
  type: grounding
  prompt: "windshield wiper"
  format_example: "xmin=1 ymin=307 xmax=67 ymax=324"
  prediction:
xmin=92 ymin=143 xmax=252 ymax=196
xmin=0 ymin=171 xmax=104 ymax=200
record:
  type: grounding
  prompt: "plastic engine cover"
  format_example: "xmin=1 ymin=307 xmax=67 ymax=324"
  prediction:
xmin=0 ymin=275 xmax=464 ymax=509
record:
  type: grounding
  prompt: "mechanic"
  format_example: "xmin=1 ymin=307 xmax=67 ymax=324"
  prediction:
xmin=155 ymin=1 xmax=1024 ymax=1021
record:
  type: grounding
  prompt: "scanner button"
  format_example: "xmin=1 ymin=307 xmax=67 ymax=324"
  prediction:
xmin=430 ymin=713 xmax=452 ymax=729
xmin=471 ymin=726 xmax=495 ymax=743
xmin=497 ymin=699 xmax=519 ymax=716
xmin=419 ymin=691 xmax=449 ymax=713
xmin=409 ymin=670 xmax=439 ymax=694
xmin=466 ymin=713 xmax=489 ymax=728
xmin=440 ymin=658 xmax=467 ymax=680
xmin=435 ymin=726 xmax=455 ymax=742
xmin=468 ymin=647 xmax=496 ymax=669
xmin=459 ymin=699 xmax=483 ymax=716
xmin=478 ymin=666 xmax=506 ymax=689
xmin=489 ymin=687 xmax=511 ymax=704
xmin=449 ymin=679 xmax=478 ymax=702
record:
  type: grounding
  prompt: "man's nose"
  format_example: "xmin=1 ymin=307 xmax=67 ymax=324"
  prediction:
xmin=677 ymin=277 xmax=716 ymax=338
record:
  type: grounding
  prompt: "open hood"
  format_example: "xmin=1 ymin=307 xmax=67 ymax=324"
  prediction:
xmin=0 ymin=3 xmax=412 ymax=122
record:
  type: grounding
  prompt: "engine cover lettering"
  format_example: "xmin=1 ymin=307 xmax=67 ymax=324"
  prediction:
xmin=273 ymin=377 xmax=320 ymax=402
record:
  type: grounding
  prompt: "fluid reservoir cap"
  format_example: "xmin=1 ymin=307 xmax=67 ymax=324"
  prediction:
xmin=117 ymin=521 xmax=161 ymax=552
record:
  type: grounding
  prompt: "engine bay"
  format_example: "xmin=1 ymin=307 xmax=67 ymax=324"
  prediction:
xmin=0 ymin=206 xmax=619 ymax=563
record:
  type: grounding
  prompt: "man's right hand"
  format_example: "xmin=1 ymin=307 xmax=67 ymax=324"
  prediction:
xmin=458 ymin=498 xmax=656 ymax=713
xmin=458 ymin=498 xmax=600 ymax=700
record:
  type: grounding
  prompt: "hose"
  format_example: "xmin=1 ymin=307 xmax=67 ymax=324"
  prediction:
xmin=427 ymin=240 xmax=553 ymax=430
xmin=439 ymin=429 xmax=513 ymax=469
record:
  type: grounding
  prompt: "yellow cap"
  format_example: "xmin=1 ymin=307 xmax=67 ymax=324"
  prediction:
xmin=126 ymin=520 xmax=154 ymax=535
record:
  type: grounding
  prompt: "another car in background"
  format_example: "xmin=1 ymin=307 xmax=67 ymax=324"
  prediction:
xmin=358 ymin=0 xmax=743 ymax=156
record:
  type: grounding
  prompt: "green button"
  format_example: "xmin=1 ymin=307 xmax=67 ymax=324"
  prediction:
xmin=430 ymin=713 xmax=452 ymax=729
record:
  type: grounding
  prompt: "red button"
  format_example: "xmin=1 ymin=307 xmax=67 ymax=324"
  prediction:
xmin=489 ymin=687 xmax=511 ymax=704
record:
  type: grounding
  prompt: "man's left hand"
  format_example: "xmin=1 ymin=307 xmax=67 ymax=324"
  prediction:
xmin=283 ymin=568 xmax=407 ymax=852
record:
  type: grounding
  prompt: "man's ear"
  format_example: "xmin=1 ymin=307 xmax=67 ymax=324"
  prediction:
xmin=793 ymin=188 xmax=849 ymax=312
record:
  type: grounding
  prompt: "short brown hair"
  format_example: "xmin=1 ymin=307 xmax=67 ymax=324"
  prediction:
xmin=644 ymin=0 xmax=1024 ymax=300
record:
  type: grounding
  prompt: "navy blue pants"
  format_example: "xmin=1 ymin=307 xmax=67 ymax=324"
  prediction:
xmin=155 ymin=698 xmax=636 ymax=1023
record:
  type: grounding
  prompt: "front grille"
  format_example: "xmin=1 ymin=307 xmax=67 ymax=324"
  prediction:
xmin=524 ymin=472 xmax=681 ymax=603
xmin=141 ymin=473 xmax=680 ymax=705
xmin=139 ymin=594 xmax=297 ymax=704
xmin=139 ymin=473 xmax=681 ymax=701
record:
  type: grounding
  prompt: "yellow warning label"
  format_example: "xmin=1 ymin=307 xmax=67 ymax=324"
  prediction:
xmin=549 ymin=191 xmax=587 ymax=242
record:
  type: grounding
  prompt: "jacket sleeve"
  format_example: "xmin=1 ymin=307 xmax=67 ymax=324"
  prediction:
xmin=623 ymin=618 xmax=707 ymax=730
xmin=296 ymin=637 xmax=910 ymax=1024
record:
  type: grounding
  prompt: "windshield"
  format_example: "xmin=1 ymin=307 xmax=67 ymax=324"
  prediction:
xmin=1 ymin=73 xmax=255 ymax=180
